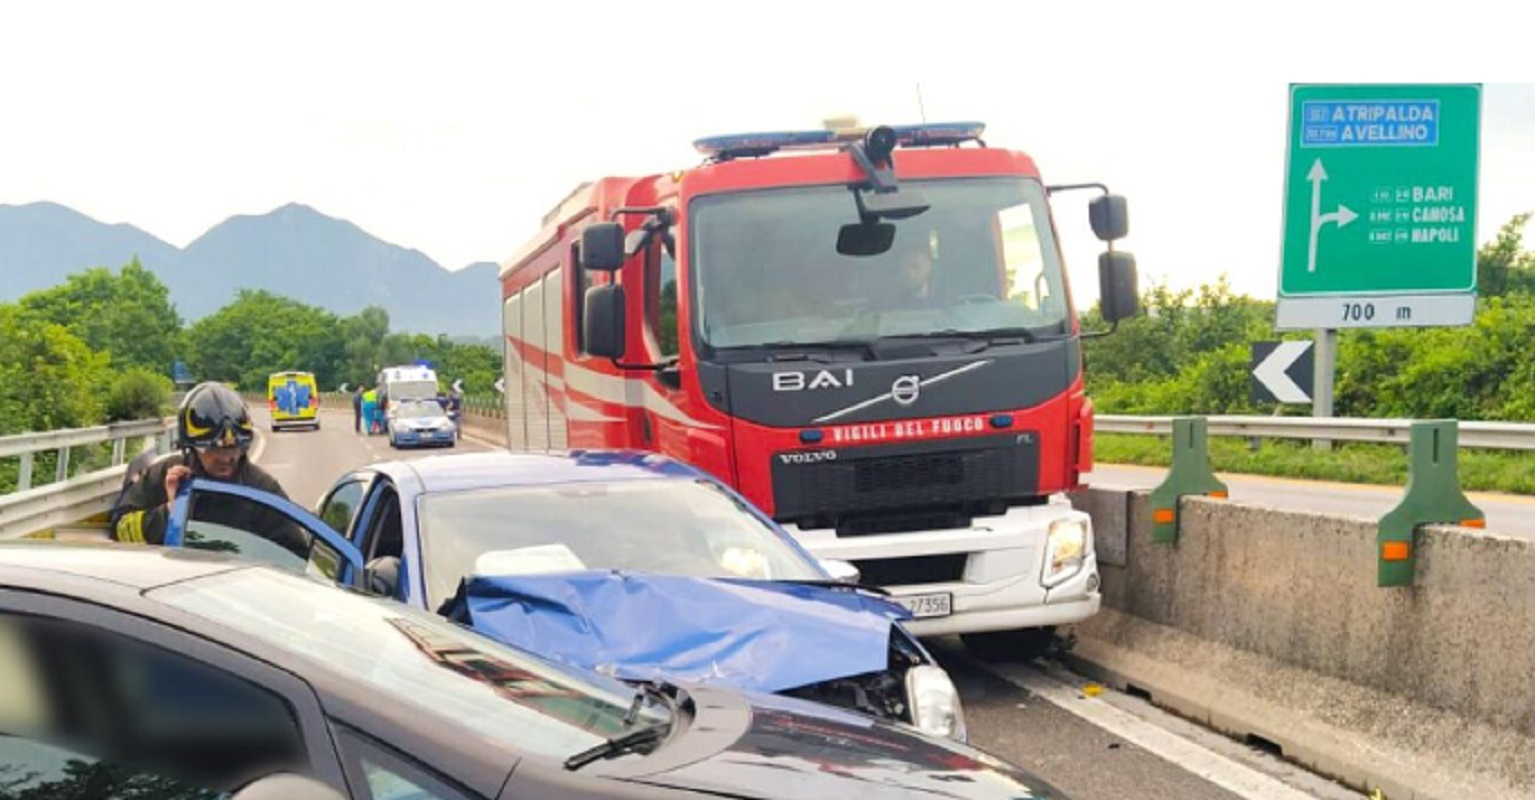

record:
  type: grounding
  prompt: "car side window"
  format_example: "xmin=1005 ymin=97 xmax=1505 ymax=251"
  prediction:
xmin=335 ymin=725 xmax=475 ymax=800
xmin=0 ymin=611 xmax=308 ymax=797
xmin=362 ymin=487 xmax=405 ymax=562
xmin=319 ymin=479 xmax=368 ymax=538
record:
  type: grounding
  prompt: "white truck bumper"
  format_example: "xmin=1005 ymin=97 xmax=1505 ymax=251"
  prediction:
xmin=780 ymin=499 xmax=1102 ymax=637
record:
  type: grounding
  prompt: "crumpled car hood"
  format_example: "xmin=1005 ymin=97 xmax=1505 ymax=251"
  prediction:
xmin=445 ymin=571 xmax=912 ymax=694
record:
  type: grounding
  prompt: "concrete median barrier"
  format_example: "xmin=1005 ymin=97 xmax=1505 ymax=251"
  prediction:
xmin=1068 ymin=488 xmax=1535 ymax=799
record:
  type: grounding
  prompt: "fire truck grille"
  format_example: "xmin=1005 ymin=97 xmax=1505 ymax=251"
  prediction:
xmin=770 ymin=432 xmax=1040 ymax=526
xmin=854 ymin=553 xmax=968 ymax=586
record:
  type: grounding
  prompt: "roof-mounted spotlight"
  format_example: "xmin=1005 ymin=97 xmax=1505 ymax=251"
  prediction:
xmin=864 ymin=125 xmax=897 ymax=165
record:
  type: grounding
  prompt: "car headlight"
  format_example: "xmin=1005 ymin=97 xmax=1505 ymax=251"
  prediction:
xmin=1043 ymin=517 xmax=1090 ymax=587
xmin=905 ymin=665 xmax=967 ymax=742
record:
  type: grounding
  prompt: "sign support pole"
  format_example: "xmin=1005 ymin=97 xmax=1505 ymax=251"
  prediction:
xmin=1312 ymin=328 xmax=1337 ymax=450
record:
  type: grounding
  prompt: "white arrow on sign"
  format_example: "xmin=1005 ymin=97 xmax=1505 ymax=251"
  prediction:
xmin=1253 ymin=341 xmax=1312 ymax=404
xmin=494 ymin=378 xmax=506 ymax=394
xmin=452 ymin=379 xmax=464 ymax=394
xmin=338 ymin=383 xmax=350 ymax=393
xmin=1307 ymin=158 xmax=1358 ymax=273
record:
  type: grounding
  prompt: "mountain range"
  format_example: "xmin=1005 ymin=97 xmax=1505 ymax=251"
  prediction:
xmin=0 ymin=201 xmax=501 ymax=337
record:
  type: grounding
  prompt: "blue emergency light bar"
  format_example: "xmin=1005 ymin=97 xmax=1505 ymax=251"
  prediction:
xmin=693 ymin=121 xmax=986 ymax=160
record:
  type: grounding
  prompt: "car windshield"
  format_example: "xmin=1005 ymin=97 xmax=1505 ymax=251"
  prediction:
xmin=151 ymin=568 xmax=666 ymax=762
xmin=396 ymin=400 xmax=445 ymax=418
xmin=690 ymin=176 xmax=1069 ymax=351
xmin=417 ymin=478 xmax=826 ymax=609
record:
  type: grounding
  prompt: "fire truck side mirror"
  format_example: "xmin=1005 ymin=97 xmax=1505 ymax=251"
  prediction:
xmin=583 ymin=284 xmax=627 ymax=359
xmin=580 ymin=223 xmax=626 ymax=271
xmin=1098 ymin=251 xmax=1140 ymax=323
xmin=1089 ymin=195 xmax=1129 ymax=242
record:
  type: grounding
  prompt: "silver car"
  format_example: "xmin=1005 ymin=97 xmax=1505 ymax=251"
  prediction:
xmin=387 ymin=398 xmax=457 ymax=448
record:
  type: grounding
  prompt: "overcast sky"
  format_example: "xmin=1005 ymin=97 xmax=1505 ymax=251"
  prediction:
xmin=2 ymin=0 xmax=1531 ymax=309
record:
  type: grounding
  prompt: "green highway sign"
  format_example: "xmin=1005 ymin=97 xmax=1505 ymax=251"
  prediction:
xmin=1277 ymin=84 xmax=1481 ymax=330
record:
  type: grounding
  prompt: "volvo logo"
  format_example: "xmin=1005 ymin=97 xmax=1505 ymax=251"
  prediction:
xmin=891 ymin=375 xmax=921 ymax=406
xmin=778 ymin=450 xmax=838 ymax=465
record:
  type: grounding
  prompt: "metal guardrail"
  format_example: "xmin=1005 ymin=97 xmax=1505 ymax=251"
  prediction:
xmin=0 ymin=417 xmax=175 ymax=539
xmin=1096 ymin=414 xmax=1535 ymax=451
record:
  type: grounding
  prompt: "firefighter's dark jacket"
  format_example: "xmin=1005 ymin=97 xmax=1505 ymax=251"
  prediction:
xmin=111 ymin=453 xmax=306 ymax=555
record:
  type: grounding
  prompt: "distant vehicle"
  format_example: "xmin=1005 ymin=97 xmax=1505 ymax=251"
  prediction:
xmin=387 ymin=397 xmax=457 ymax=449
xmin=0 ymin=542 xmax=1068 ymax=799
xmin=267 ymin=371 xmax=319 ymax=431
xmin=157 ymin=450 xmax=969 ymax=742
xmin=376 ymin=365 xmax=438 ymax=406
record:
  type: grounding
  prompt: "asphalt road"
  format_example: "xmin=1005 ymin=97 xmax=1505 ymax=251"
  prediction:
xmin=249 ymin=406 xmax=495 ymax=511
xmin=1086 ymin=464 xmax=1535 ymax=540
xmin=252 ymin=406 xmax=1359 ymax=799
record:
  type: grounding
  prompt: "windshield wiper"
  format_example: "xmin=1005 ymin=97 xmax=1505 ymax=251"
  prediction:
xmin=877 ymin=327 xmax=1039 ymax=345
xmin=564 ymin=680 xmax=676 ymax=771
xmin=564 ymin=722 xmax=671 ymax=771
xmin=721 ymin=339 xmax=875 ymax=363
xmin=771 ymin=578 xmax=892 ymax=596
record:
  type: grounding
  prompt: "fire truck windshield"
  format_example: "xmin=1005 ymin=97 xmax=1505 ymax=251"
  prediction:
xmin=690 ymin=177 xmax=1070 ymax=352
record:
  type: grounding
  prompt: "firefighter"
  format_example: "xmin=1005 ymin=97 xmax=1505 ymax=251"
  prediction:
xmin=111 ymin=382 xmax=304 ymax=555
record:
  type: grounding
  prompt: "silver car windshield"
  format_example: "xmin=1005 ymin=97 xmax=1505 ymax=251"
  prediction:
xmin=417 ymin=478 xmax=826 ymax=609
xmin=395 ymin=399 xmax=446 ymax=418
xmin=151 ymin=569 xmax=665 ymax=760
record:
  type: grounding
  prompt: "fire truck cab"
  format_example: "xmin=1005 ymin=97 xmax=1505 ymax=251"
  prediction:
xmin=499 ymin=120 xmax=1138 ymax=659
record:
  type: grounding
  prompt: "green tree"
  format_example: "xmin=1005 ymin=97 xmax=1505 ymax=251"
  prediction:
xmin=183 ymin=290 xmax=345 ymax=390
xmin=105 ymin=367 xmax=174 ymax=422
xmin=1083 ymin=275 xmax=1279 ymax=414
xmin=1475 ymin=212 xmax=1535 ymax=298
xmin=0 ymin=304 xmax=112 ymax=434
xmin=20 ymin=259 xmax=183 ymax=373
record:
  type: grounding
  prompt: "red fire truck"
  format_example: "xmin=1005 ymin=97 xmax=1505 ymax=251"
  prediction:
xmin=498 ymin=121 xmax=1138 ymax=658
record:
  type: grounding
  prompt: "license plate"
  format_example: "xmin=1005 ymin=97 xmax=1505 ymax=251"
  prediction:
xmin=895 ymin=592 xmax=952 ymax=619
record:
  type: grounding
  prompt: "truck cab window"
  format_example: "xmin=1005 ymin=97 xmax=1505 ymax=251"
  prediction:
xmin=645 ymin=237 xmax=679 ymax=360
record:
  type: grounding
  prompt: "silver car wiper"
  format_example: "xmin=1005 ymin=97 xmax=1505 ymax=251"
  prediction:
xmin=563 ymin=722 xmax=670 ymax=771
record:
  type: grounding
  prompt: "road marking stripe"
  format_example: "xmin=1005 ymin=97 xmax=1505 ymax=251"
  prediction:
xmin=983 ymin=664 xmax=1319 ymax=800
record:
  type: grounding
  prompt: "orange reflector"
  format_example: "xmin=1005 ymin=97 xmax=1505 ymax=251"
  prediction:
xmin=1208 ymin=490 xmax=1229 ymax=499
xmin=1153 ymin=508 xmax=1176 ymax=524
xmin=1382 ymin=541 xmax=1411 ymax=561
xmin=1461 ymin=518 xmax=1485 ymax=529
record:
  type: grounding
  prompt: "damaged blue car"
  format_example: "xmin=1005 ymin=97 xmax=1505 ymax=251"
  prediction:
xmin=161 ymin=450 xmax=967 ymax=742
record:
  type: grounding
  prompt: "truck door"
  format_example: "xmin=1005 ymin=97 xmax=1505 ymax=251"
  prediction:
xmin=638 ymin=235 xmax=686 ymax=457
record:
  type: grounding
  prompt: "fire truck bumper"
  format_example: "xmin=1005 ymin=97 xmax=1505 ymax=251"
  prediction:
xmin=780 ymin=500 xmax=1102 ymax=638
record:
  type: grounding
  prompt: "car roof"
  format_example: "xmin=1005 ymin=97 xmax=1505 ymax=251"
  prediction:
xmin=0 ymin=540 xmax=248 ymax=590
xmin=369 ymin=450 xmax=708 ymax=494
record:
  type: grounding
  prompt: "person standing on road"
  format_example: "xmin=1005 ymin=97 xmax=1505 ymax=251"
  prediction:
xmin=352 ymin=386 xmax=364 ymax=433
xmin=362 ymin=387 xmax=379 ymax=434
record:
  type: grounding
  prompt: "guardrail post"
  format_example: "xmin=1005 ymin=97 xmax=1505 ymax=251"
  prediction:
xmin=1149 ymin=417 xmax=1229 ymax=543
xmin=1378 ymin=420 xmax=1484 ymax=588
xmin=112 ymin=436 xmax=126 ymax=466
xmin=54 ymin=447 xmax=71 ymax=483
xmin=17 ymin=453 xmax=33 ymax=491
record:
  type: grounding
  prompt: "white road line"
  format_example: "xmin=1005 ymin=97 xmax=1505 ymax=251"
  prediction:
xmin=249 ymin=427 xmax=268 ymax=464
xmin=983 ymin=664 xmax=1320 ymax=800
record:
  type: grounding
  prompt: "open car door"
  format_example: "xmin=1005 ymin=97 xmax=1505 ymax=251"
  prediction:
xmin=164 ymin=478 xmax=366 ymax=586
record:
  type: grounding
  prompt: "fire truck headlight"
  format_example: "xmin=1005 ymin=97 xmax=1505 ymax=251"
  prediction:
xmin=1043 ymin=518 xmax=1090 ymax=587
xmin=906 ymin=665 xmax=967 ymax=742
